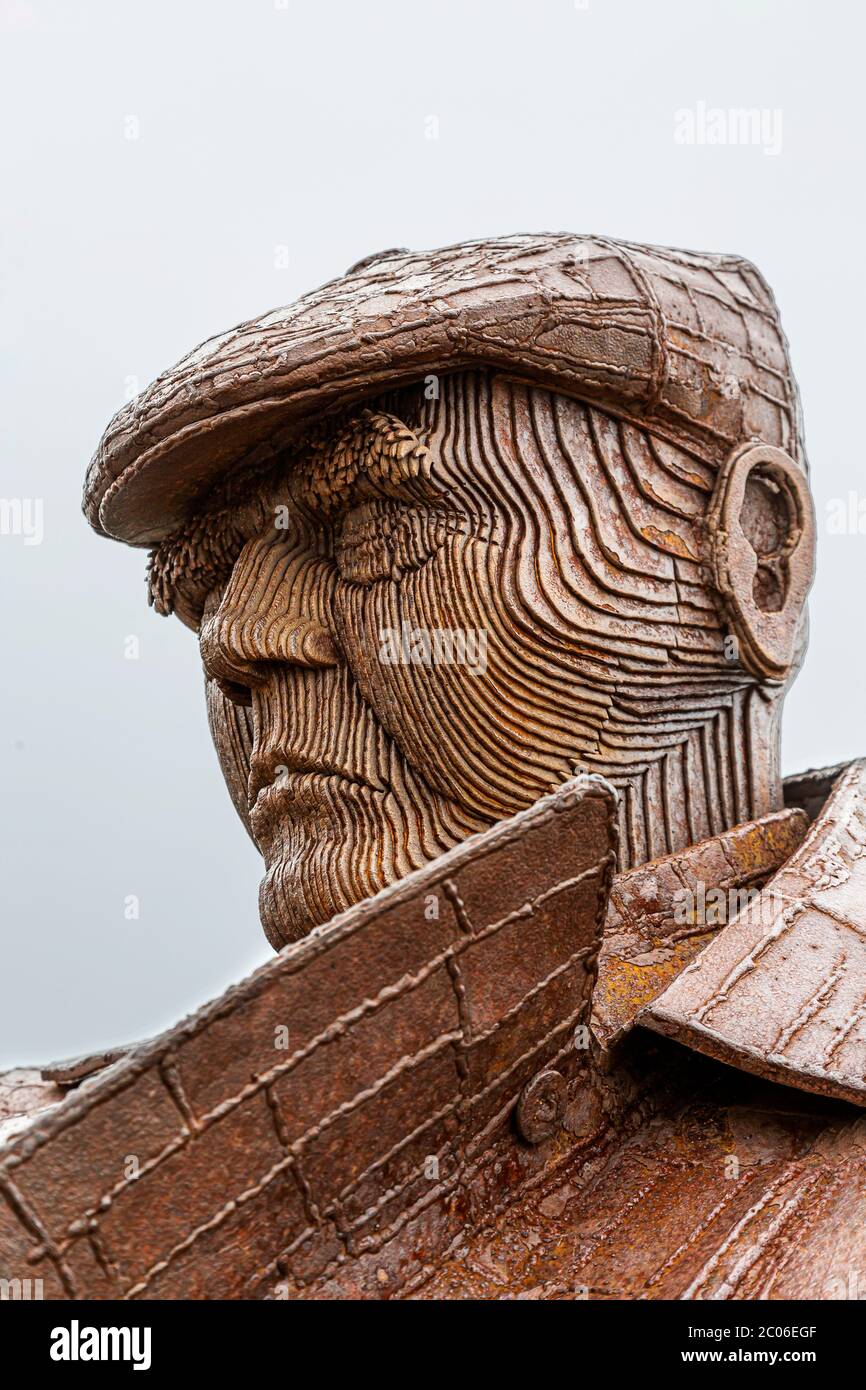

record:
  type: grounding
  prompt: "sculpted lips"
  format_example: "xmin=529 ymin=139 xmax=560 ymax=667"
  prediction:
xmin=248 ymin=755 xmax=386 ymax=840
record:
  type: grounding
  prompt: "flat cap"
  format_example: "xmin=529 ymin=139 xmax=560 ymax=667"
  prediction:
xmin=84 ymin=233 xmax=804 ymax=547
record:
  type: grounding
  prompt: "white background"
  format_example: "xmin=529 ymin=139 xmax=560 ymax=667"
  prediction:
xmin=2 ymin=0 xmax=863 ymax=1064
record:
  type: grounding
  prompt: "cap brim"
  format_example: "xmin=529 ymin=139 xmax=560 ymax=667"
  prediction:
xmin=84 ymin=234 xmax=802 ymax=546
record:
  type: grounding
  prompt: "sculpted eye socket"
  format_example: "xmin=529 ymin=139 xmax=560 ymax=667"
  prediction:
xmin=335 ymin=498 xmax=456 ymax=584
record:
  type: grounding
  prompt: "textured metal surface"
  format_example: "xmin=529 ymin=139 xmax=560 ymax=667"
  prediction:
xmin=592 ymin=807 xmax=808 ymax=1051
xmin=410 ymin=1042 xmax=866 ymax=1301
xmin=645 ymin=761 xmax=866 ymax=1105
xmin=41 ymin=1048 xmax=135 ymax=1087
xmin=0 ymin=776 xmax=615 ymax=1300
xmin=0 ymin=1072 xmax=64 ymax=1150
xmin=84 ymin=234 xmax=804 ymax=545
xmin=63 ymin=235 xmax=857 ymax=1300
xmin=784 ymin=760 xmax=851 ymax=823
xmin=5 ymin=781 xmax=862 ymax=1300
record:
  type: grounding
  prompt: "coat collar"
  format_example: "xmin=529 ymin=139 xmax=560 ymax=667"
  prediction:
xmin=642 ymin=761 xmax=866 ymax=1106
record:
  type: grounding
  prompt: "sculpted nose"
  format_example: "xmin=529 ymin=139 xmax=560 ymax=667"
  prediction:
xmin=200 ymin=538 xmax=340 ymax=702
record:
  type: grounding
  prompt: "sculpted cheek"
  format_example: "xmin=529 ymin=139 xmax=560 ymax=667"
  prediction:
xmin=333 ymin=538 xmax=575 ymax=820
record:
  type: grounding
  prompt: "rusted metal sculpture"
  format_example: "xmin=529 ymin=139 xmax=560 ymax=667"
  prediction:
xmin=647 ymin=759 xmax=866 ymax=1105
xmin=2 ymin=234 xmax=862 ymax=1300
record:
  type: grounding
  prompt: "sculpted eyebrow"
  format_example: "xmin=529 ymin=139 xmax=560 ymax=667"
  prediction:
xmin=292 ymin=410 xmax=436 ymax=520
xmin=149 ymin=407 xmax=444 ymax=618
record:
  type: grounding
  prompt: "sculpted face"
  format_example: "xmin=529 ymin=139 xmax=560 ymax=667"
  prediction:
xmin=168 ymin=370 xmax=814 ymax=947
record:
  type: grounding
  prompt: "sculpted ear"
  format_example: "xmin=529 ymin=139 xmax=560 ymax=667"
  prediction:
xmin=708 ymin=444 xmax=816 ymax=682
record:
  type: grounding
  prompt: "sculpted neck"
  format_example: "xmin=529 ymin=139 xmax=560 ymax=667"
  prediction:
xmin=578 ymin=685 xmax=784 ymax=871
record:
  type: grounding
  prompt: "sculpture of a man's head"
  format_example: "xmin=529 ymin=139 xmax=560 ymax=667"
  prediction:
xmin=85 ymin=236 xmax=816 ymax=946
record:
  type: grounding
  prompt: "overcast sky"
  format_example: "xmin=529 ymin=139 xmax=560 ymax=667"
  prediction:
xmin=2 ymin=0 xmax=864 ymax=1065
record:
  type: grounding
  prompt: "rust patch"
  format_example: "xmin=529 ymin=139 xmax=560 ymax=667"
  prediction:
xmin=592 ymin=808 xmax=807 ymax=1051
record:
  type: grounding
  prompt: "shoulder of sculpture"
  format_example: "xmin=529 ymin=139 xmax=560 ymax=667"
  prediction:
xmin=642 ymin=758 xmax=866 ymax=1106
xmin=0 ymin=1068 xmax=64 ymax=1147
xmin=593 ymin=758 xmax=865 ymax=1053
